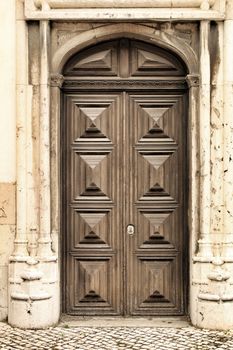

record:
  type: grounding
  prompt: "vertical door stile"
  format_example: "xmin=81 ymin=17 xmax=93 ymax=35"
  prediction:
xmin=122 ymin=90 xmax=127 ymax=315
xmin=119 ymin=39 xmax=130 ymax=79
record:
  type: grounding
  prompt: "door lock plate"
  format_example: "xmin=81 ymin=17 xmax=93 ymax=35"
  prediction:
xmin=127 ymin=224 xmax=134 ymax=235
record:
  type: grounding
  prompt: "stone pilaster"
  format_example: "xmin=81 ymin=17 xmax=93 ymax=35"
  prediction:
xmin=8 ymin=16 xmax=59 ymax=329
xmin=191 ymin=13 xmax=233 ymax=329
xmin=197 ymin=20 xmax=212 ymax=260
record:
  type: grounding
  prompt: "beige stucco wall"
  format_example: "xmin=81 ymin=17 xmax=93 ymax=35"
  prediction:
xmin=0 ymin=0 xmax=16 ymax=320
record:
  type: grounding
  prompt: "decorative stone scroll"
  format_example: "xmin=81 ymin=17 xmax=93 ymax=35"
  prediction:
xmin=185 ymin=74 xmax=200 ymax=87
xmin=50 ymin=73 xmax=64 ymax=87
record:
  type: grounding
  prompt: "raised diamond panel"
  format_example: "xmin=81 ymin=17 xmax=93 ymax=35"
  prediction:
xmin=139 ymin=259 xmax=175 ymax=307
xmin=74 ymin=103 xmax=112 ymax=142
xmin=129 ymin=95 xmax=184 ymax=145
xmin=64 ymin=42 xmax=118 ymax=76
xmin=138 ymin=209 xmax=180 ymax=249
xmin=131 ymin=40 xmax=186 ymax=76
xmin=139 ymin=106 xmax=173 ymax=141
xmin=137 ymin=49 xmax=177 ymax=71
xmin=73 ymin=49 xmax=112 ymax=70
xmin=67 ymin=95 xmax=120 ymax=144
xmin=137 ymin=151 xmax=177 ymax=202
xmin=73 ymin=258 xmax=112 ymax=308
xmin=131 ymin=257 xmax=182 ymax=314
xmin=136 ymin=103 xmax=176 ymax=143
xmin=73 ymin=210 xmax=111 ymax=248
xmin=72 ymin=151 xmax=113 ymax=201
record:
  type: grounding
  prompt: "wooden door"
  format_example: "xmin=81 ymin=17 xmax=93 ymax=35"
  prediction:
xmin=62 ymin=39 xmax=188 ymax=316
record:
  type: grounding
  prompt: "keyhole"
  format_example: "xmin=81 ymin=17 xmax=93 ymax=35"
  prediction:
xmin=127 ymin=224 xmax=134 ymax=235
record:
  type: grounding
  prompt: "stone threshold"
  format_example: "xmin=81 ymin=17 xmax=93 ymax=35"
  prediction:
xmin=59 ymin=315 xmax=190 ymax=328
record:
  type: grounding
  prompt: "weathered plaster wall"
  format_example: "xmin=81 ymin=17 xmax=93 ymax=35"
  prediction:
xmin=0 ymin=0 xmax=16 ymax=320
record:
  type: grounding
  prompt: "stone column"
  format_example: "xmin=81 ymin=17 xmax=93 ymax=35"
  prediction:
xmin=223 ymin=1 xmax=233 ymax=258
xmin=8 ymin=0 xmax=30 ymax=327
xmin=29 ymin=20 xmax=59 ymax=328
xmin=210 ymin=22 xmax=224 ymax=245
xmin=191 ymin=15 xmax=233 ymax=329
xmin=186 ymin=74 xmax=201 ymax=326
xmin=50 ymin=74 xmax=64 ymax=256
xmin=8 ymin=17 xmax=59 ymax=329
xmin=197 ymin=20 xmax=212 ymax=259
xmin=190 ymin=19 xmax=216 ymax=329
xmin=37 ymin=20 xmax=54 ymax=258
xmin=13 ymin=16 xmax=29 ymax=259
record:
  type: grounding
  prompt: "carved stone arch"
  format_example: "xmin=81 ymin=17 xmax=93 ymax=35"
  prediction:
xmin=51 ymin=23 xmax=198 ymax=74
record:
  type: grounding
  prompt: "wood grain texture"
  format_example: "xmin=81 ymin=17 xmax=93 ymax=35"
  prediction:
xmin=62 ymin=39 xmax=188 ymax=316
xmin=64 ymin=39 xmax=186 ymax=78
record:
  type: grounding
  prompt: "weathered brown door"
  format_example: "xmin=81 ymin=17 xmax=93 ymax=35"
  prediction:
xmin=62 ymin=39 xmax=188 ymax=315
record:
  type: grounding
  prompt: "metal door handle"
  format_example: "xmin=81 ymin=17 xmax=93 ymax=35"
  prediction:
xmin=127 ymin=224 xmax=134 ymax=235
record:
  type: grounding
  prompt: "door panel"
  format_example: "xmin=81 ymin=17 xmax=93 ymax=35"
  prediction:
xmin=126 ymin=93 xmax=186 ymax=315
xmin=64 ymin=93 xmax=123 ymax=315
xmin=133 ymin=256 xmax=182 ymax=312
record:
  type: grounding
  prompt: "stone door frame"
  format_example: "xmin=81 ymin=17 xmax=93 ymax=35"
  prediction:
xmin=10 ymin=0 xmax=233 ymax=329
xmin=52 ymin=23 xmax=199 ymax=317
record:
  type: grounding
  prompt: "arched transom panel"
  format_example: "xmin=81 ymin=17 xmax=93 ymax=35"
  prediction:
xmin=63 ymin=39 xmax=187 ymax=78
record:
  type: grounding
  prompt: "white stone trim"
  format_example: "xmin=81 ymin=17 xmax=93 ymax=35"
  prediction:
xmin=24 ymin=0 xmax=225 ymax=20
xmin=14 ymin=15 xmax=29 ymax=258
xmin=197 ymin=21 xmax=212 ymax=259
xmin=37 ymin=20 xmax=54 ymax=259
xmin=25 ymin=8 xmax=225 ymax=21
xmin=34 ymin=0 xmax=216 ymax=9
xmin=223 ymin=19 xmax=233 ymax=236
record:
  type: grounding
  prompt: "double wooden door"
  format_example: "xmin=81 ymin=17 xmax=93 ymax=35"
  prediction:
xmin=62 ymin=39 xmax=188 ymax=316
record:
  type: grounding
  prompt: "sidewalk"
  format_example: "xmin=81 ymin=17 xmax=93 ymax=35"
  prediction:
xmin=0 ymin=319 xmax=233 ymax=350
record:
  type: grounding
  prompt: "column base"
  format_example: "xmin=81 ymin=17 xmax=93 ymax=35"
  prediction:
xmin=190 ymin=259 xmax=233 ymax=330
xmin=191 ymin=297 xmax=233 ymax=330
xmin=8 ymin=256 xmax=59 ymax=329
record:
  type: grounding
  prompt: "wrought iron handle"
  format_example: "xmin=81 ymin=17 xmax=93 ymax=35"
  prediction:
xmin=127 ymin=224 xmax=134 ymax=235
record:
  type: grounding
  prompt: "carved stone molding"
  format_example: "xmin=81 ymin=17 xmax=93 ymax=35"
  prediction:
xmin=33 ymin=0 xmax=216 ymax=9
xmin=62 ymin=79 xmax=188 ymax=90
xmin=193 ymin=241 xmax=233 ymax=264
xmin=50 ymin=73 xmax=64 ymax=87
xmin=24 ymin=0 xmax=225 ymax=20
xmin=207 ymin=271 xmax=230 ymax=282
xmin=186 ymin=74 xmax=200 ymax=88
xmin=198 ymin=293 xmax=233 ymax=302
xmin=11 ymin=291 xmax=52 ymax=301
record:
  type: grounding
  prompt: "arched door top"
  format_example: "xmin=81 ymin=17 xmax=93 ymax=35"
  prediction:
xmin=63 ymin=39 xmax=187 ymax=78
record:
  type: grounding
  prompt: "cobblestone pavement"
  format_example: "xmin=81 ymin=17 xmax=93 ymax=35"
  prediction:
xmin=1 ymin=322 xmax=233 ymax=350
